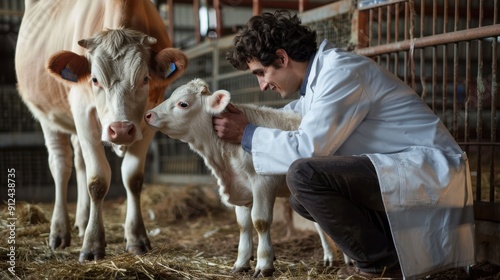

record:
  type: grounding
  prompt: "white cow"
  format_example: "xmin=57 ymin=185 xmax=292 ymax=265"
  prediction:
xmin=15 ymin=0 xmax=188 ymax=262
xmin=145 ymin=78 xmax=340 ymax=277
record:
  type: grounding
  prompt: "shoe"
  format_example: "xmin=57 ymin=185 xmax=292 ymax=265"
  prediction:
xmin=337 ymin=266 xmax=403 ymax=280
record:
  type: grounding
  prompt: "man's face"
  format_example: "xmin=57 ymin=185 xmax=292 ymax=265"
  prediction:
xmin=247 ymin=58 xmax=300 ymax=99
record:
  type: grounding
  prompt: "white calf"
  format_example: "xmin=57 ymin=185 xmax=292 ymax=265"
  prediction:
xmin=145 ymin=78 xmax=339 ymax=277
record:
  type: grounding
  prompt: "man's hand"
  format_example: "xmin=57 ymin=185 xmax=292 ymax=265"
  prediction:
xmin=213 ymin=103 xmax=250 ymax=144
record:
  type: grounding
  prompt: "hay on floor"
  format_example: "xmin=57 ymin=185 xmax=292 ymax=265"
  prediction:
xmin=1 ymin=184 xmax=498 ymax=279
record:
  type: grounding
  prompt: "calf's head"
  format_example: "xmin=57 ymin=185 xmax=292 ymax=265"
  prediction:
xmin=145 ymin=79 xmax=230 ymax=142
xmin=47 ymin=28 xmax=187 ymax=145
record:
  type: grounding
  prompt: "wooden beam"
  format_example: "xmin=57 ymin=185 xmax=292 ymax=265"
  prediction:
xmin=167 ymin=0 xmax=174 ymax=41
xmin=214 ymin=0 xmax=223 ymax=37
xmin=253 ymin=0 xmax=262 ymax=16
xmin=169 ymin=0 xmax=325 ymax=11
xmin=193 ymin=0 xmax=201 ymax=43
xmin=298 ymin=0 xmax=308 ymax=13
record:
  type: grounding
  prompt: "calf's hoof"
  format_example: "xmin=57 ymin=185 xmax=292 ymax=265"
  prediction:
xmin=126 ymin=242 xmax=152 ymax=256
xmin=253 ymin=268 xmax=275 ymax=278
xmin=231 ymin=266 xmax=251 ymax=274
xmin=79 ymin=250 xmax=105 ymax=262
xmin=74 ymin=222 xmax=88 ymax=240
xmin=49 ymin=233 xmax=71 ymax=250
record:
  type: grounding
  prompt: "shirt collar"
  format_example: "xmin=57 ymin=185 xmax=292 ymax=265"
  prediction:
xmin=299 ymin=51 xmax=317 ymax=96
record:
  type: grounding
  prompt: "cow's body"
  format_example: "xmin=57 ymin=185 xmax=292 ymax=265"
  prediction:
xmin=145 ymin=79 xmax=337 ymax=277
xmin=15 ymin=0 xmax=187 ymax=261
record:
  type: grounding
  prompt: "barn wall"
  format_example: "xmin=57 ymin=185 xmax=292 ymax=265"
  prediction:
xmin=1 ymin=0 xmax=499 ymax=265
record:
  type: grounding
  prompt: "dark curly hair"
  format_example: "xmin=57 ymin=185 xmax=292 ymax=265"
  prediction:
xmin=226 ymin=10 xmax=317 ymax=70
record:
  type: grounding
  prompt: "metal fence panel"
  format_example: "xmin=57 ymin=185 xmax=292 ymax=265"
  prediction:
xmin=355 ymin=0 xmax=499 ymax=221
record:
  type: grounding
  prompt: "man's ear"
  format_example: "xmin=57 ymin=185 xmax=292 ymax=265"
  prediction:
xmin=47 ymin=51 xmax=90 ymax=84
xmin=275 ymin=49 xmax=289 ymax=66
xmin=206 ymin=90 xmax=231 ymax=114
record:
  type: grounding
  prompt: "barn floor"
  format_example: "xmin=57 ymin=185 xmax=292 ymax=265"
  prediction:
xmin=1 ymin=183 xmax=499 ymax=280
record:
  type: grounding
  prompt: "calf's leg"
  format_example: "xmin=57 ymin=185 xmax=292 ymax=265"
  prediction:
xmin=232 ymin=205 xmax=253 ymax=273
xmin=314 ymin=222 xmax=336 ymax=266
xmin=42 ymin=123 xmax=73 ymax=250
xmin=252 ymin=185 xmax=276 ymax=278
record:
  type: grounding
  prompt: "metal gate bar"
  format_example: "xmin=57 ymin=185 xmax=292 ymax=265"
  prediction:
xmin=355 ymin=0 xmax=500 ymax=222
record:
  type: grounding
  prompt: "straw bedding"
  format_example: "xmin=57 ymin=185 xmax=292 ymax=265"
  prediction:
xmin=1 ymin=184 xmax=498 ymax=279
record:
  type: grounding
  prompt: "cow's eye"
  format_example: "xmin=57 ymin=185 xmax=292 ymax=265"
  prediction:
xmin=143 ymin=76 xmax=149 ymax=85
xmin=91 ymin=77 xmax=99 ymax=86
xmin=178 ymin=101 xmax=189 ymax=108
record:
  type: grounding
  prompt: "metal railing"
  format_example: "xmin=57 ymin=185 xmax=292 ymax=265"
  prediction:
xmin=354 ymin=0 xmax=499 ymax=222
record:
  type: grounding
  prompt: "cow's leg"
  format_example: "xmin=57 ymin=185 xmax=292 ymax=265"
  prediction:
xmin=69 ymin=93 xmax=111 ymax=262
xmin=252 ymin=187 xmax=276 ymax=278
xmin=77 ymin=138 xmax=110 ymax=262
xmin=120 ymin=128 xmax=154 ymax=255
xmin=71 ymin=134 xmax=89 ymax=240
xmin=232 ymin=205 xmax=253 ymax=273
xmin=42 ymin=123 xmax=73 ymax=250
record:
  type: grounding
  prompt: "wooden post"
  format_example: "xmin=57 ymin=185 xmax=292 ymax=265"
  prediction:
xmin=167 ymin=0 xmax=174 ymax=42
xmin=252 ymin=0 xmax=262 ymax=16
xmin=193 ymin=0 xmax=201 ymax=42
xmin=213 ymin=0 xmax=223 ymax=37
xmin=299 ymin=0 xmax=309 ymax=13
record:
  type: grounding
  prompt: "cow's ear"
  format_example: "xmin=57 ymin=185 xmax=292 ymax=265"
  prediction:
xmin=47 ymin=51 xmax=90 ymax=84
xmin=151 ymin=48 xmax=188 ymax=83
xmin=207 ymin=90 xmax=231 ymax=114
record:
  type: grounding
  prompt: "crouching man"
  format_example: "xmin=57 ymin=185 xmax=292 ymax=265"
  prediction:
xmin=213 ymin=10 xmax=475 ymax=280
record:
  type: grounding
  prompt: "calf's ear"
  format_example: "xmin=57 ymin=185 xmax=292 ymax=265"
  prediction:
xmin=47 ymin=51 xmax=90 ymax=84
xmin=207 ymin=90 xmax=231 ymax=114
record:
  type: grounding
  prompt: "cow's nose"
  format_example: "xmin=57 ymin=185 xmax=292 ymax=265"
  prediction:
xmin=108 ymin=122 xmax=135 ymax=144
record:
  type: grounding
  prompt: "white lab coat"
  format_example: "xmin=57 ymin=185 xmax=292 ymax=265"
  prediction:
xmin=250 ymin=40 xmax=475 ymax=279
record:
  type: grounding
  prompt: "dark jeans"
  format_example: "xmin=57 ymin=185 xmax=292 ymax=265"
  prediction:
xmin=286 ymin=156 xmax=400 ymax=273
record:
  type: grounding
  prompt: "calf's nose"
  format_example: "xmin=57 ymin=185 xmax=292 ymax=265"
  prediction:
xmin=144 ymin=111 xmax=158 ymax=126
xmin=145 ymin=111 xmax=155 ymax=123
xmin=108 ymin=121 xmax=136 ymax=144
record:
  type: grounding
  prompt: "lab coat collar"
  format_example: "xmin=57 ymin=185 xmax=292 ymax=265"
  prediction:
xmin=299 ymin=49 xmax=318 ymax=96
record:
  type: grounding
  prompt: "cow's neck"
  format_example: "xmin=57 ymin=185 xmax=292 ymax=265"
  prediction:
xmin=102 ymin=0 xmax=139 ymax=29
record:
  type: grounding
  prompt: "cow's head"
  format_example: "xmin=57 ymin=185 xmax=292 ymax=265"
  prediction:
xmin=47 ymin=28 xmax=188 ymax=146
xmin=144 ymin=78 xmax=230 ymax=142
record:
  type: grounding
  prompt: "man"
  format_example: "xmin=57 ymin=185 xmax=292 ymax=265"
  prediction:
xmin=213 ymin=10 xmax=475 ymax=280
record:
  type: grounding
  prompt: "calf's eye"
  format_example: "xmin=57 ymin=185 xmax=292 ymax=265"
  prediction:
xmin=178 ymin=101 xmax=189 ymax=108
xmin=143 ymin=76 xmax=149 ymax=85
xmin=92 ymin=77 xmax=99 ymax=86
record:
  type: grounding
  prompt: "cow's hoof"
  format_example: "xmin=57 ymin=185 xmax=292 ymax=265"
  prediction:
xmin=79 ymin=250 xmax=105 ymax=262
xmin=253 ymin=268 xmax=275 ymax=278
xmin=126 ymin=242 xmax=151 ymax=256
xmin=49 ymin=233 xmax=71 ymax=250
xmin=231 ymin=266 xmax=251 ymax=274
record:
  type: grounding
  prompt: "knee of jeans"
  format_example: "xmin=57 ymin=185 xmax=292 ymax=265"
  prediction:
xmin=289 ymin=196 xmax=315 ymax=221
xmin=286 ymin=158 xmax=309 ymax=189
